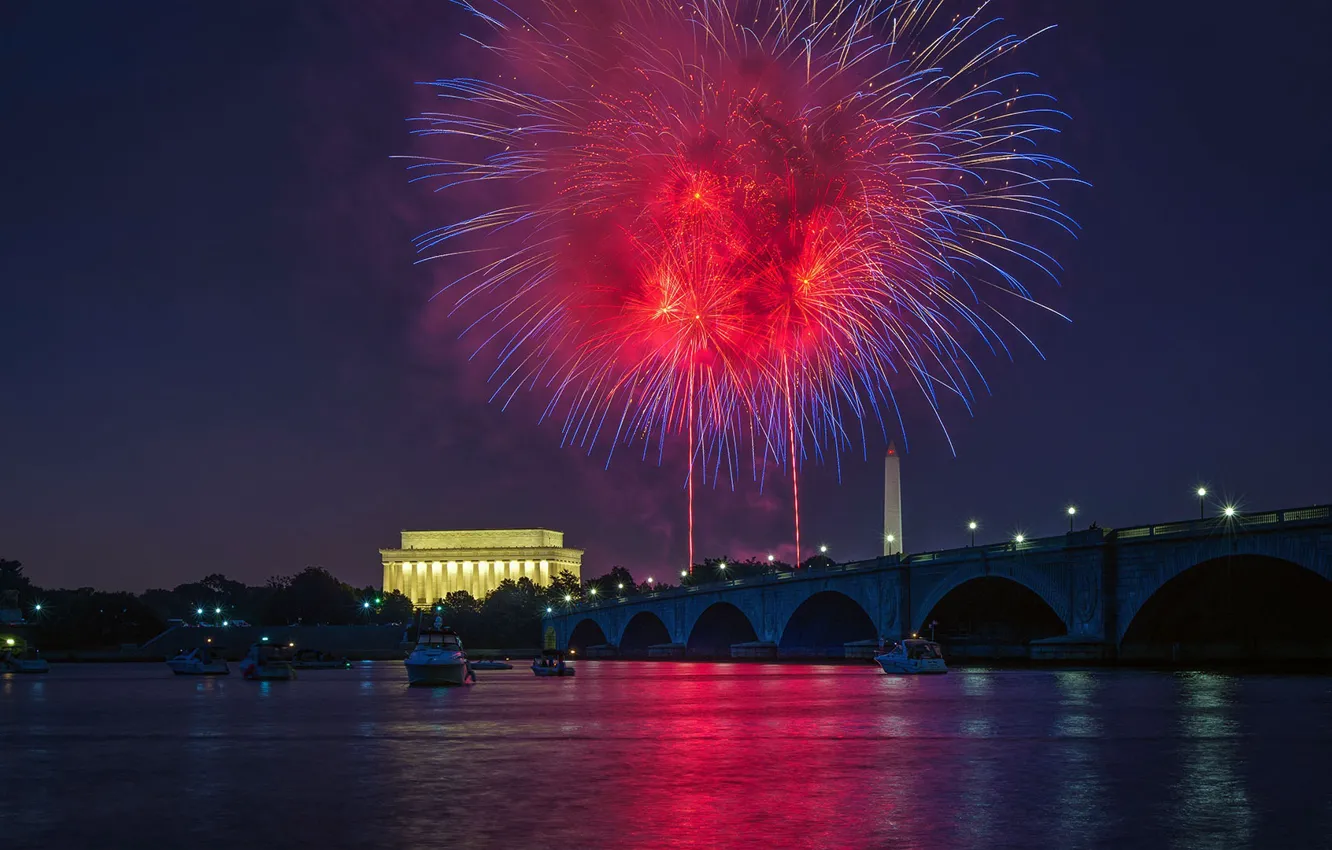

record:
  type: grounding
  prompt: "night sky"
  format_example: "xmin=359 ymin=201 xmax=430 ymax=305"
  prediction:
xmin=4 ymin=1 xmax=1330 ymax=592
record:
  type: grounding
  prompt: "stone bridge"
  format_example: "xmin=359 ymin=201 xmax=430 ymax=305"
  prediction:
xmin=543 ymin=504 xmax=1332 ymax=660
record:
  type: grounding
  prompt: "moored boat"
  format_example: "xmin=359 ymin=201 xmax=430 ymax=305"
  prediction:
xmin=290 ymin=649 xmax=352 ymax=670
xmin=874 ymin=639 xmax=947 ymax=674
xmin=239 ymin=642 xmax=297 ymax=681
xmin=1 ymin=636 xmax=49 ymax=674
xmin=531 ymin=651 xmax=574 ymax=677
xmin=404 ymin=617 xmax=473 ymax=686
xmin=166 ymin=646 xmax=230 ymax=675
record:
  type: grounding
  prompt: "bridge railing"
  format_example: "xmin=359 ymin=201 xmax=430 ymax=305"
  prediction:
xmin=1108 ymin=504 xmax=1329 ymax=542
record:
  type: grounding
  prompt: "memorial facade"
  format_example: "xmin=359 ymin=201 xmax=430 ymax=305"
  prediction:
xmin=380 ymin=528 xmax=583 ymax=606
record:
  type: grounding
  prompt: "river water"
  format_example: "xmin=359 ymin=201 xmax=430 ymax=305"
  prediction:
xmin=3 ymin=662 xmax=1330 ymax=849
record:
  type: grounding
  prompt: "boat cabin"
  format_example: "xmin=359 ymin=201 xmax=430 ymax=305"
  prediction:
xmin=417 ymin=630 xmax=462 ymax=649
xmin=882 ymin=639 xmax=944 ymax=660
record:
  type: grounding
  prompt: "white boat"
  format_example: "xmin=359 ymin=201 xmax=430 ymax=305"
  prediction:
xmin=405 ymin=618 xmax=473 ymax=686
xmin=469 ymin=660 xmax=513 ymax=670
xmin=239 ymin=643 xmax=296 ymax=681
xmin=1 ymin=638 xmax=49 ymax=674
xmin=875 ymin=639 xmax=948 ymax=674
xmin=531 ymin=653 xmax=575 ymax=677
xmin=166 ymin=647 xmax=229 ymax=675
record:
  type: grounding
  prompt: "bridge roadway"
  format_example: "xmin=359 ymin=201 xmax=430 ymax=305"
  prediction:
xmin=543 ymin=504 xmax=1332 ymax=659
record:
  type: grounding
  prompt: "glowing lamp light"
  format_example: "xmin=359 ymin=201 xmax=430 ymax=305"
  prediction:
xmin=589 ymin=587 xmax=597 ymax=595
xmin=1223 ymin=505 xmax=1237 ymax=517
xmin=1067 ymin=506 xmax=1077 ymax=516
xmin=5 ymin=638 xmax=14 ymax=646
xmin=206 ymin=638 xmax=212 ymax=643
xmin=886 ymin=534 xmax=895 ymax=543
xmin=546 ymin=606 xmax=553 ymax=613
xmin=375 ymin=598 xmax=382 ymax=605
xmin=261 ymin=636 xmax=269 ymax=642
xmin=214 ymin=607 xmax=221 ymax=615
xmin=717 ymin=563 xmax=726 ymax=570
xmin=767 ymin=554 xmax=775 ymax=562
xmin=564 ymin=594 xmax=572 ymax=602
xmin=968 ymin=521 xmax=978 ymax=531
xmin=1014 ymin=534 xmax=1025 ymax=544
xmin=1197 ymin=487 xmax=1207 ymax=498
xmin=195 ymin=608 xmax=203 ymax=616
xmin=819 ymin=545 xmax=828 ymax=554
xmin=617 ymin=583 xmax=624 ymax=589
xmin=289 ymin=642 xmax=295 ymax=647
xmin=680 ymin=570 xmax=688 ymax=578
xmin=363 ymin=602 xmax=370 ymax=609
xmin=222 ymin=621 xmax=229 ymax=627
xmin=33 ymin=604 xmax=41 ymax=611
xmin=647 ymin=577 xmax=654 ymax=584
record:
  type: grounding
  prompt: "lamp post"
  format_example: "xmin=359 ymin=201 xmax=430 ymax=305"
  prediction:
xmin=1223 ymin=505 xmax=1237 ymax=518
xmin=1067 ymin=505 xmax=1077 ymax=532
xmin=968 ymin=521 xmax=978 ymax=547
xmin=819 ymin=545 xmax=828 ymax=554
xmin=885 ymin=533 xmax=895 ymax=556
xmin=1196 ymin=487 xmax=1207 ymax=519
xmin=1014 ymin=533 xmax=1025 ymax=547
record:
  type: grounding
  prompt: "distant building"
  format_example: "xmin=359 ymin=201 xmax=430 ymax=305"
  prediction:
xmin=380 ymin=529 xmax=583 ymax=607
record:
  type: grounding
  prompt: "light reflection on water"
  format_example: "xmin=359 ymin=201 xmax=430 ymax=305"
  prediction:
xmin=2 ymin=663 xmax=1330 ymax=849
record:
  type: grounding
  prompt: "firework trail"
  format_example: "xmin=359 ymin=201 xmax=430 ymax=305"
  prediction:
xmin=403 ymin=0 xmax=1082 ymax=569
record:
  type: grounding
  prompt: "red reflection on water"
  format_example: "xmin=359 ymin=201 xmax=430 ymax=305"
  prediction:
xmin=584 ymin=662 xmax=955 ymax=848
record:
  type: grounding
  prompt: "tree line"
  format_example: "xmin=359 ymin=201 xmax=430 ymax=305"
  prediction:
xmin=1 ymin=553 xmax=820 ymax=650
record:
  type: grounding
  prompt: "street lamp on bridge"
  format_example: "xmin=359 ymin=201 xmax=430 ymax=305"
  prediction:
xmin=1196 ymin=486 xmax=1207 ymax=519
xmin=1067 ymin=505 xmax=1077 ymax=532
xmin=885 ymin=533 xmax=895 ymax=556
xmin=968 ymin=521 xmax=978 ymax=546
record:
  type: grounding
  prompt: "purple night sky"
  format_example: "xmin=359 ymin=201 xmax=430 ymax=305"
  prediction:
xmin=3 ymin=1 xmax=1330 ymax=591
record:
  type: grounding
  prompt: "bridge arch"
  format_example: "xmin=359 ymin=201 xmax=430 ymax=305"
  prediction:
xmin=918 ymin=575 xmax=1068 ymax=653
xmin=777 ymin=591 xmax=877 ymax=656
xmin=685 ymin=602 xmax=758 ymax=658
xmin=1116 ymin=535 xmax=1332 ymax=644
xmin=567 ymin=618 xmax=609 ymax=653
xmin=913 ymin=564 xmax=1070 ymax=636
xmin=1120 ymin=552 xmax=1332 ymax=659
xmin=619 ymin=610 xmax=672 ymax=655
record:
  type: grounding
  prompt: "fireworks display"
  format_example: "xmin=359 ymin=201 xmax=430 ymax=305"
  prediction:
xmin=404 ymin=0 xmax=1081 ymax=566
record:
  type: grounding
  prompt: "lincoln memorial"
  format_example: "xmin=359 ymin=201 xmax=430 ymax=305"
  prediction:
xmin=380 ymin=528 xmax=584 ymax=606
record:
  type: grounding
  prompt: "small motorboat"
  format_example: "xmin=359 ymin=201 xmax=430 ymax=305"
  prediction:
xmin=290 ymin=649 xmax=352 ymax=670
xmin=469 ymin=659 xmax=513 ymax=670
xmin=531 ymin=651 xmax=575 ymax=677
xmin=875 ymin=638 xmax=948 ymax=674
xmin=1 ymin=637 xmax=49 ymax=674
xmin=404 ymin=616 xmax=473 ymax=686
xmin=166 ymin=646 xmax=229 ymax=675
xmin=239 ymin=642 xmax=296 ymax=681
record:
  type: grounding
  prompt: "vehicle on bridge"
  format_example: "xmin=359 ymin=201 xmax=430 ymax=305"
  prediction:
xmin=875 ymin=639 xmax=947 ymax=675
